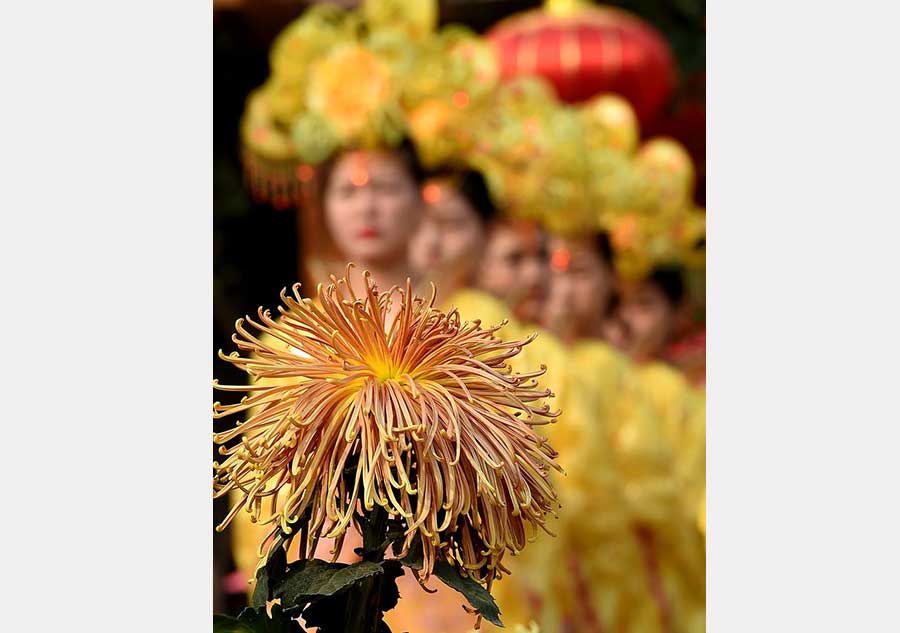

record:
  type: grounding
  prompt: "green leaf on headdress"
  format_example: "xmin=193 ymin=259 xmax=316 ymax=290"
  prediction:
xmin=291 ymin=112 xmax=340 ymax=165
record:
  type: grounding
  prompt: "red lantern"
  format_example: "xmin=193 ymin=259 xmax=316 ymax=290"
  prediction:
xmin=487 ymin=1 xmax=676 ymax=128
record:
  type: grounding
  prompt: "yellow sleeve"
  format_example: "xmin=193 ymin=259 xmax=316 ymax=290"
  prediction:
xmin=613 ymin=375 xmax=681 ymax=529
xmin=637 ymin=362 xmax=706 ymax=525
xmin=681 ymin=389 xmax=706 ymax=527
xmin=635 ymin=363 xmax=706 ymax=632
xmin=435 ymin=300 xmax=643 ymax=630
xmin=698 ymin=488 xmax=706 ymax=539
xmin=444 ymin=288 xmax=518 ymax=334
xmin=530 ymin=341 xmax=666 ymax=633
xmin=565 ymin=343 xmax=678 ymax=530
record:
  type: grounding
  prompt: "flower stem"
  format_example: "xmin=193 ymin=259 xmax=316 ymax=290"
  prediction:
xmin=343 ymin=504 xmax=390 ymax=632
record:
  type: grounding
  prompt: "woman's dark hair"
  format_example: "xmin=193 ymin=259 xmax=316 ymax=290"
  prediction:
xmin=427 ymin=167 xmax=498 ymax=223
xmin=315 ymin=138 xmax=427 ymax=198
xmin=392 ymin=138 xmax=427 ymax=184
xmin=647 ymin=265 xmax=686 ymax=306
xmin=604 ymin=287 xmax=622 ymax=318
xmin=594 ymin=231 xmax=614 ymax=267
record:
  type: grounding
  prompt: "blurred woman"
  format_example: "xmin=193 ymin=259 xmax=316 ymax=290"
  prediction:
xmin=229 ymin=141 xmax=427 ymax=577
xmin=542 ymin=233 xmax=618 ymax=342
xmin=610 ymin=264 xmax=706 ymax=548
xmin=539 ymin=231 xmax=707 ymax=633
xmin=475 ymin=219 xmax=549 ymax=326
xmin=409 ymin=168 xmax=549 ymax=326
xmin=408 ymin=168 xmax=498 ymax=303
xmin=536 ymin=232 xmax=681 ymax=632
xmin=409 ymin=169 xmax=616 ymax=631
xmin=400 ymin=169 xmax=558 ymax=631
xmin=317 ymin=142 xmax=426 ymax=318
xmin=410 ymin=174 xmax=685 ymax=632
xmin=617 ymin=265 xmax=688 ymax=363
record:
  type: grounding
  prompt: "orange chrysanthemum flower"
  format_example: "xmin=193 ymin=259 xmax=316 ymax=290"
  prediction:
xmin=307 ymin=44 xmax=393 ymax=139
xmin=213 ymin=270 xmax=561 ymax=585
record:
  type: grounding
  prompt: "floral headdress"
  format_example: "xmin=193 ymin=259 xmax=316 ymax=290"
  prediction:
xmin=602 ymin=136 xmax=704 ymax=280
xmin=463 ymin=77 xmax=610 ymax=236
xmin=607 ymin=203 xmax=706 ymax=281
xmin=404 ymin=25 xmax=501 ymax=169
xmin=239 ymin=0 xmax=437 ymax=208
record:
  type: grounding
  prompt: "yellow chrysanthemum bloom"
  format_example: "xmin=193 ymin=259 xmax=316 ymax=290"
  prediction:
xmin=580 ymin=93 xmax=640 ymax=155
xmin=213 ymin=271 xmax=561 ymax=586
xmin=407 ymin=98 xmax=457 ymax=166
xmin=634 ymin=137 xmax=696 ymax=212
xmin=607 ymin=203 xmax=705 ymax=282
xmin=307 ymin=44 xmax=395 ymax=141
xmin=362 ymin=0 xmax=438 ymax=40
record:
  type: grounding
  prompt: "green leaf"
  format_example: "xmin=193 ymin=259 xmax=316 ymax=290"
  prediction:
xmin=300 ymin=595 xmax=348 ymax=633
xmin=251 ymin=570 xmax=270 ymax=610
xmin=377 ymin=532 xmax=408 ymax=558
xmin=398 ymin=536 xmax=423 ymax=571
xmin=378 ymin=559 xmax=405 ymax=613
xmin=353 ymin=512 xmax=383 ymax=559
xmin=274 ymin=559 xmax=385 ymax=606
xmin=252 ymin=538 xmax=288 ymax=608
xmin=213 ymin=606 xmax=304 ymax=633
xmin=250 ymin=508 xmax=309 ymax=608
xmin=382 ymin=518 xmax=408 ymax=557
xmin=353 ymin=506 xmax=392 ymax=561
xmin=431 ymin=560 xmax=503 ymax=627
xmin=213 ymin=614 xmax=254 ymax=633
xmin=294 ymin=561 xmax=402 ymax=632
xmin=239 ymin=606 xmax=300 ymax=633
xmin=303 ymin=597 xmax=394 ymax=633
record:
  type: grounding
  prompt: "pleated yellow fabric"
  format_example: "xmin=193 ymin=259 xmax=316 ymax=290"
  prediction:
xmin=444 ymin=290 xmax=669 ymax=633
xmin=634 ymin=361 xmax=707 ymax=633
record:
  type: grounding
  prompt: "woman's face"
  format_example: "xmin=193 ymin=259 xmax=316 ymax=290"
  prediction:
xmin=323 ymin=150 xmax=422 ymax=266
xmin=409 ymin=179 xmax=486 ymax=282
xmin=542 ymin=236 xmax=616 ymax=341
xmin=618 ymin=281 xmax=678 ymax=361
xmin=476 ymin=221 xmax=548 ymax=324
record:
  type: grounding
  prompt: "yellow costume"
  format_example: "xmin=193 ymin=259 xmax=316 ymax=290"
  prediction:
xmin=634 ymin=361 xmax=707 ymax=633
xmin=434 ymin=290 xmax=671 ymax=633
xmin=513 ymin=338 xmax=674 ymax=633
xmin=445 ymin=292 xmax=705 ymax=633
xmin=636 ymin=363 xmax=705 ymax=525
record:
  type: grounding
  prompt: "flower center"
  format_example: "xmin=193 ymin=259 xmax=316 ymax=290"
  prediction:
xmin=371 ymin=358 xmax=400 ymax=384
